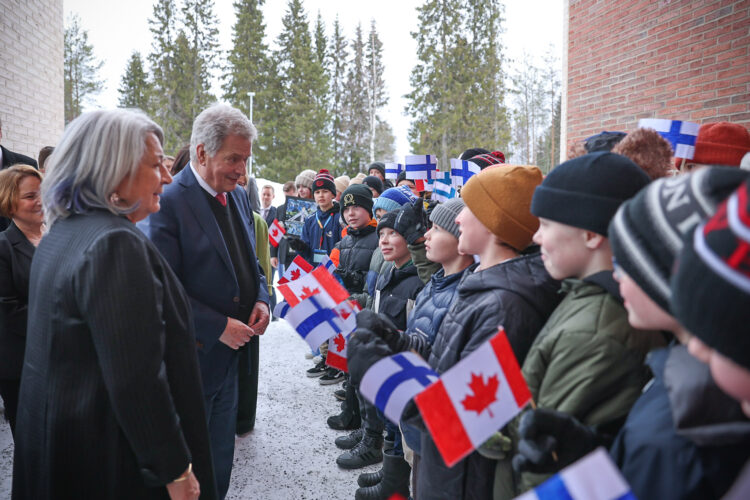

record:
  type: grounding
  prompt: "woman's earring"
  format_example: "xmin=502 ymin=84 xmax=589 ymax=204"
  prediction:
xmin=110 ymin=192 xmax=121 ymax=205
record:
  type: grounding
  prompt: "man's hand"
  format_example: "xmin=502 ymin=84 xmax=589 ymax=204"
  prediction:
xmin=270 ymin=257 xmax=278 ymax=268
xmin=248 ymin=301 xmax=270 ymax=336
xmin=219 ymin=317 xmax=254 ymax=350
xmin=166 ymin=466 xmax=200 ymax=500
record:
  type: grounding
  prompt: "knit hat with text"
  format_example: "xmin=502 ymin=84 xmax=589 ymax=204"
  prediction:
xmin=672 ymin=180 xmax=750 ymax=370
xmin=461 ymin=164 xmax=543 ymax=250
xmin=609 ymin=167 xmax=749 ymax=312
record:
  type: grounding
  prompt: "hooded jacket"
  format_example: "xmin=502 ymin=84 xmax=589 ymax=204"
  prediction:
xmin=610 ymin=345 xmax=750 ymax=500
xmin=417 ymin=253 xmax=562 ymax=500
xmin=374 ymin=261 xmax=424 ymax=331
xmin=333 ymin=220 xmax=378 ymax=295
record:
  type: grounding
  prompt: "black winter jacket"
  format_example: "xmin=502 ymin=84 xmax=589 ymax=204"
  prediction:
xmin=334 ymin=224 xmax=378 ymax=295
xmin=416 ymin=253 xmax=561 ymax=500
xmin=610 ymin=345 xmax=750 ymax=500
xmin=374 ymin=261 xmax=424 ymax=331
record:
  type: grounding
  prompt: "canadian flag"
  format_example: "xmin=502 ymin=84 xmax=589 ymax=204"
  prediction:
xmin=278 ymin=265 xmax=350 ymax=307
xmin=285 ymin=294 xmax=348 ymax=350
xmin=268 ymin=218 xmax=285 ymax=248
xmin=325 ymin=300 xmax=361 ymax=372
xmin=414 ymin=328 xmax=531 ymax=467
xmin=278 ymin=255 xmax=313 ymax=284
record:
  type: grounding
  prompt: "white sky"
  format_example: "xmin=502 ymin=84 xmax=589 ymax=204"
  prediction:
xmin=65 ymin=0 xmax=563 ymax=158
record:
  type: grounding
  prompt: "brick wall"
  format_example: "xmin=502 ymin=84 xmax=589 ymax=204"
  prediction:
xmin=564 ymin=0 xmax=750 ymax=154
xmin=0 ymin=0 xmax=64 ymax=159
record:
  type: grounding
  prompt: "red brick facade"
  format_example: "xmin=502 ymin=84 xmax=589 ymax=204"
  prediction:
xmin=564 ymin=0 xmax=750 ymax=154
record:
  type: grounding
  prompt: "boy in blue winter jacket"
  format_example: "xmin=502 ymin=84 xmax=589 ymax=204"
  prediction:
xmin=291 ymin=169 xmax=342 ymax=266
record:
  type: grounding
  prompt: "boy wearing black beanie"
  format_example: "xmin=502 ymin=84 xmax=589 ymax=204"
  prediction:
xmin=498 ymin=152 xmax=665 ymax=495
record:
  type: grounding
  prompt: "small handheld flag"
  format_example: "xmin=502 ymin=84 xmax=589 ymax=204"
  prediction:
xmin=415 ymin=328 xmax=531 ymax=467
xmin=450 ymin=158 xmax=481 ymax=187
xmin=278 ymin=265 xmax=351 ymax=307
xmin=285 ymin=295 xmax=347 ymax=350
xmin=278 ymin=255 xmax=314 ymax=284
xmin=514 ymin=448 xmax=635 ymax=500
xmin=405 ymin=155 xmax=438 ymax=180
xmin=385 ymin=162 xmax=404 ymax=180
xmin=638 ymin=118 xmax=700 ymax=159
xmin=268 ymin=219 xmax=286 ymax=248
xmin=361 ymin=352 xmax=439 ymax=425
xmin=325 ymin=300 xmax=361 ymax=372
xmin=432 ymin=171 xmax=457 ymax=202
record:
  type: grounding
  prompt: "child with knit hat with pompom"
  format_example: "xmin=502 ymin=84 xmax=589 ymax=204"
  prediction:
xmin=357 ymin=164 xmax=562 ymax=500
xmin=290 ymin=168 xmax=342 ymax=266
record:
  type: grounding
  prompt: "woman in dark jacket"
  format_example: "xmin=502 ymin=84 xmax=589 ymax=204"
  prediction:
xmin=0 ymin=164 xmax=44 ymax=436
xmin=12 ymin=110 xmax=216 ymax=500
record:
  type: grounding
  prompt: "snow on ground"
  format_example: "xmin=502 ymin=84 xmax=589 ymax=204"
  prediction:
xmin=0 ymin=319 xmax=375 ymax=499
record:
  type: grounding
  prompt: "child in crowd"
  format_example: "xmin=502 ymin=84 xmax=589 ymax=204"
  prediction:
xmin=490 ymin=152 xmax=664 ymax=498
xmin=348 ymin=198 xmax=475 ymax=500
xmin=292 ymin=169 xmax=342 ymax=266
xmin=356 ymin=165 xmax=562 ymax=499
xmin=672 ymin=179 xmax=750 ymax=500
xmin=336 ymin=209 xmax=425 ymax=472
xmin=513 ymin=167 xmax=750 ymax=500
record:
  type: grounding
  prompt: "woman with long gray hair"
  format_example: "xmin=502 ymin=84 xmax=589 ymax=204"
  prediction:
xmin=12 ymin=109 xmax=216 ymax=500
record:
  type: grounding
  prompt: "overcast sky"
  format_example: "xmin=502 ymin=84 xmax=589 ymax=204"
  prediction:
xmin=65 ymin=0 xmax=563 ymax=158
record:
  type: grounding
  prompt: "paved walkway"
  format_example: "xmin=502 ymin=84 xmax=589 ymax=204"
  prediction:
xmin=0 ymin=319 xmax=376 ymax=499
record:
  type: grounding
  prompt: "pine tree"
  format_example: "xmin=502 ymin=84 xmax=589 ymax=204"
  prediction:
xmin=510 ymin=54 xmax=546 ymax=164
xmin=328 ymin=16 xmax=349 ymax=170
xmin=341 ymin=23 xmax=369 ymax=174
xmin=375 ymin=119 xmax=396 ymax=160
xmin=264 ymin=0 xmax=331 ymax=181
xmin=118 ymin=51 xmax=151 ymax=111
xmin=222 ymin=0 xmax=275 ymax=172
xmin=148 ymin=0 xmax=181 ymax=150
xmin=406 ymin=0 xmax=511 ymax=165
xmin=365 ymin=20 xmax=387 ymax=163
xmin=64 ymin=14 xmax=103 ymax=124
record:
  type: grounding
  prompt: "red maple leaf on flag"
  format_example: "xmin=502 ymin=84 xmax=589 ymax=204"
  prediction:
xmin=290 ymin=269 xmax=301 ymax=280
xmin=333 ymin=333 xmax=346 ymax=352
xmin=300 ymin=286 xmax=320 ymax=299
xmin=337 ymin=308 xmax=351 ymax=320
xmin=461 ymin=373 xmax=500 ymax=418
xmin=271 ymin=228 xmax=278 ymax=237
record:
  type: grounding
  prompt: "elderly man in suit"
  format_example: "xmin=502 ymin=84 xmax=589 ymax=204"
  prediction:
xmin=139 ymin=104 xmax=270 ymax=499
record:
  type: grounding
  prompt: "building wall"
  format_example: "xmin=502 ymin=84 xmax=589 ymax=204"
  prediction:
xmin=565 ymin=0 xmax=750 ymax=153
xmin=0 ymin=0 xmax=65 ymax=159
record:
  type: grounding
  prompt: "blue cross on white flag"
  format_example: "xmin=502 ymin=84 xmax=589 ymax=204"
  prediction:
xmin=638 ymin=118 xmax=700 ymax=160
xmin=514 ymin=448 xmax=636 ymax=500
xmin=385 ymin=162 xmax=404 ymax=180
xmin=432 ymin=171 xmax=456 ymax=202
xmin=360 ymin=352 xmax=438 ymax=424
xmin=285 ymin=294 xmax=347 ymax=350
xmin=450 ymin=158 xmax=481 ymax=187
xmin=405 ymin=155 xmax=438 ymax=180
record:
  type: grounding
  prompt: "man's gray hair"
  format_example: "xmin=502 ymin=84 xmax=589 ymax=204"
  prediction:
xmin=42 ymin=109 xmax=164 ymax=227
xmin=189 ymin=104 xmax=257 ymax=165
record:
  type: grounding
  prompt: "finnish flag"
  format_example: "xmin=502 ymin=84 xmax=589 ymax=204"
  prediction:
xmin=515 ymin=448 xmax=635 ymax=500
xmin=385 ymin=162 xmax=404 ymax=180
xmin=405 ymin=154 xmax=438 ymax=180
xmin=432 ymin=171 xmax=456 ymax=202
xmin=450 ymin=158 xmax=481 ymax=187
xmin=360 ymin=352 xmax=438 ymax=424
xmin=638 ymin=118 xmax=700 ymax=159
xmin=285 ymin=295 xmax=346 ymax=350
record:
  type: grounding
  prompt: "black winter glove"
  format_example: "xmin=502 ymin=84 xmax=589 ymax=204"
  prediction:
xmin=347 ymin=311 xmax=400 ymax=385
xmin=286 ymin=235 xmax=308 ymax=253
xmin=395 ymin=198 xmax=428 ymax=244
xmin=357 ymin=309 xmax=408 ymax=353
xmin=512 ymin=408 xmax=600 ymax=475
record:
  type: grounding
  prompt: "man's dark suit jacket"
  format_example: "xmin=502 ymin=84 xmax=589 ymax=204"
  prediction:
xmin=138 ymin=166 xmax=269 ymax=393
xmin=13 ymin=211 xmax=216 ymax=499
xmin=0 ymin=222 xmax=34 ymax=380
xmin=1 ymin=145 xmax=38 ymax=170
xmin=261 ymin=205 xmax=277 ymax=227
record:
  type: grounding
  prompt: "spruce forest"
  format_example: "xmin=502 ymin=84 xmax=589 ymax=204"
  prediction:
xmin=65 ymin=0 xmax=562 ymax=181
